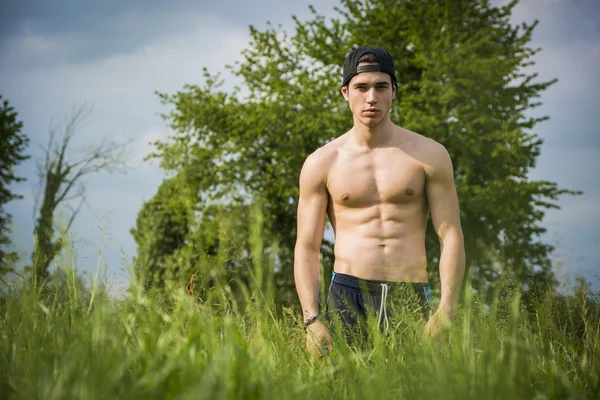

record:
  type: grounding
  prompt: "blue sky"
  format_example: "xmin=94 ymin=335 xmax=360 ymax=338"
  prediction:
xmin=1 ymin=0 xmax=598 ymax=294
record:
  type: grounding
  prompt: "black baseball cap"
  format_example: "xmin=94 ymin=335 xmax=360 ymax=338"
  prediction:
xmin=342 ymin=46 xmax=397 ymax=88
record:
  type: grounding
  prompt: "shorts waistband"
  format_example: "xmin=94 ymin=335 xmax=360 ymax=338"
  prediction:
xmin=331 ymin=271 xmax=428 ymax=295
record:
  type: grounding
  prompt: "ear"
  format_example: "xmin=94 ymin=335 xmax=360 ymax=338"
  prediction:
xmin=341 ymin=86 xmax=349 ymax=101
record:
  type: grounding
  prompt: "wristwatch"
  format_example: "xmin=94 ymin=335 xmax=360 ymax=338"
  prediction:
xmin=303 ymin=314 xmax=319 ymax=328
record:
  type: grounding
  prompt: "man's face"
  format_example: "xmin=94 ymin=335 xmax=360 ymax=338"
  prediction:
xmin=341 ymin=66 xmax=396 ymax=128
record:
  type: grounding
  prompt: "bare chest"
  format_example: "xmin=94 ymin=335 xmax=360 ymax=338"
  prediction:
xmin=327 ymin=149 xmax=426 ymax=207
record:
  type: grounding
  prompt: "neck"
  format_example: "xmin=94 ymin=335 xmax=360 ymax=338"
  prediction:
xmin=351 ymin=114 xmax=394 ymax=149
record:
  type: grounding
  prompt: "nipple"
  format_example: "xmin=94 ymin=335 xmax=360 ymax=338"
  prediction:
xmin=341 ymin=193 xmax=350 ymax=201
xmin=405 ymin=188 xmax=414 ymax=196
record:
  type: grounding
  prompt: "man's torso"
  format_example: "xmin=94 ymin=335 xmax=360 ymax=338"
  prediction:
xmin=321 ymin=127 xmax=432 ymax=283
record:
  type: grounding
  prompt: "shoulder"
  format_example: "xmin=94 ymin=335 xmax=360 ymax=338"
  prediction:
xmin=300 ymin=140 xmax=341 ymax=188
xmin=422 ymin=137 xmax=451 ymax=163
xmin=302 ymin=144 xmax=337 ymax=171
xmin=421 ymin=139 xmax=453 ymax=179
xmin=401 ymin=129 xmax=453 ymax=176
xmin=302 ymin=134 xmax=348 ymax=171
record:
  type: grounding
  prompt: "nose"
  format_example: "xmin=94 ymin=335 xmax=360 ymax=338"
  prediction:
xmin=366 ymin=88 xmax=377 ymax=104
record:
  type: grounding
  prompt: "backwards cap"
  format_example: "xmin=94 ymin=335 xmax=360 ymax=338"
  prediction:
xmin=342 ymin=46 xmax=397 ymax=88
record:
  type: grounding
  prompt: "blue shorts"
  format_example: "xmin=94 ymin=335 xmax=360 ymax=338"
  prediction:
xmin=325 ymin=271 xmax=435 ymax=341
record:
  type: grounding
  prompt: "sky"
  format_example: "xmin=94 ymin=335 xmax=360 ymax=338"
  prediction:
xmin=1 ymin=0 xmax=598 ymax=294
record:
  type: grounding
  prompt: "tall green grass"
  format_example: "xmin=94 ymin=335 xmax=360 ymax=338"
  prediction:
xmin=1 ymin=223 xmax=599 ymax=399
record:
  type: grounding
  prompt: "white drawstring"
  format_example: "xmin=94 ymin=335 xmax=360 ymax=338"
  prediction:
xmin=378 ymin=283 xmax=389 ymax=334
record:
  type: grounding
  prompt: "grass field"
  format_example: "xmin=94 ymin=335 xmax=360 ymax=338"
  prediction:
xmin=1 ymin=260 xmax=598 ymax=400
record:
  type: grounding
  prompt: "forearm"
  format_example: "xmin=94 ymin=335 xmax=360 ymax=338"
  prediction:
xmin=438 ymin=229 xmax=465 ymax=311
xmin=294 ymin=247 xmax=321 ymax=319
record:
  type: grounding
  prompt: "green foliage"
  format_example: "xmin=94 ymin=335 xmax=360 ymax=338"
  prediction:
xmin=1 ymin=261 xmax=599 ymax=399
xmin=0 ymin=96 xmax=29 ymax=281
xmin=131 ymin=174 xmax=275 ymax=303
xmin=143 ymin=0 xmax=579 ymax=301
xmin=131 ymin=174 xmax=195 ymax=289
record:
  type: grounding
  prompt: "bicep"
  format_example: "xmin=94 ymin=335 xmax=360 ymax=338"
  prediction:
xmin=296 ymin=164 xmax=328 ymax=251
xmin=426 ymin=148 xmax=462 ymax=239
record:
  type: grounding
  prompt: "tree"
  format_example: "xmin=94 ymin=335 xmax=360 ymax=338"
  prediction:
xmin=31 ymin=104 xmax=128 ymax=282
xmin=149 ymin=0 xmax=578 ymax=303
xmin=131 ymin=171 xmax=267 ymax=299
xmin=130 ymin=174 xmax=194 ymax=289
xmin=0 ymin=96 xmax=29 ymax=281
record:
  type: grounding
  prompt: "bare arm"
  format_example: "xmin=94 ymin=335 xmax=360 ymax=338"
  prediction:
xmin=294 ymin=152 xmax=329 ymax=320
xmin=425 ymin=142 xmax=465 ymax=314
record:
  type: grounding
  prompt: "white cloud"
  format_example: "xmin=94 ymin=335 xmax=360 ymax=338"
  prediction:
xmin=2 ymin=30 xmax=64 ymax=60
xmin=544 ymin=197 xmax=600 ymax=227
xmin=530 ymin=41 xmax=600 ymax=100
xmin=527 ymin=145 xmax=600 ymax=290
xmin=1 ymin=10 xmax=251 ymax=282
xmin=530 ymin=146 xmax=600 ymax=196
xmin=497 ymin=0 xmax=600 ymax=110
xmin=128 ymin=127 xmax=173 ymax=170
xmin=1 ymin=12 xmax=249 ymax=144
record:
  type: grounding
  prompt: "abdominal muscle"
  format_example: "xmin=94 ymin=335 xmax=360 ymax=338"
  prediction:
xmin=331 ymin=203 xmax=429 ymax=283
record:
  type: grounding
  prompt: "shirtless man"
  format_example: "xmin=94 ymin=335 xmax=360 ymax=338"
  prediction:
xmin=294 ymin=46 xmax=465 ymax=353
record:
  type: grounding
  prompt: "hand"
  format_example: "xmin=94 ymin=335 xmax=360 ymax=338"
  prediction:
xmin=424 ymin=307 xmax=455 ymax=338
xmin=305 ymin=320 xmax=333 ymax=357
